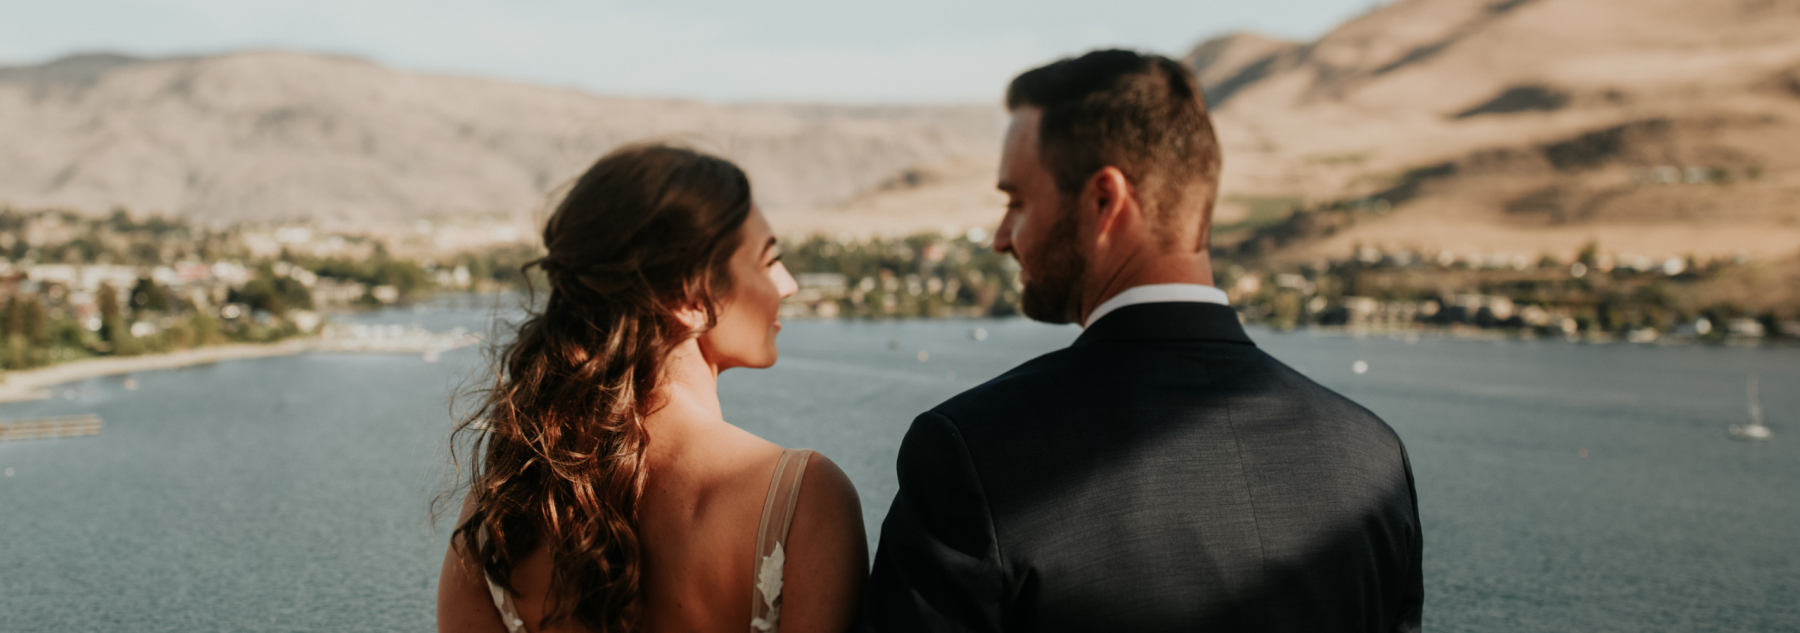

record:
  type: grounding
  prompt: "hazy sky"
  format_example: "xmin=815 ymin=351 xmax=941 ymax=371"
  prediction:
xmin=1 ymin=0 xmax=1377 ymax=103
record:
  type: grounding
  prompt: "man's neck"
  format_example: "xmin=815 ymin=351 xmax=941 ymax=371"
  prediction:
xmin=1079 ymin=251 xmax=1215 ymax=325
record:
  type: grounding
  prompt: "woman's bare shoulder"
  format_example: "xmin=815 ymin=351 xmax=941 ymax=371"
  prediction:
xmin=796 ymin=452 xmax=861 ymax=517
xmin=775 ymin=451 xmax=869 ymax=633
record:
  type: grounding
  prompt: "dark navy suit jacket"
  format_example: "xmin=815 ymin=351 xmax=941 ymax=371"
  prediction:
xmin=855 ymin=302 xmax=1423 ymax=632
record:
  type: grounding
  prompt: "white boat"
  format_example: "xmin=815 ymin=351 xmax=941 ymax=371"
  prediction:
xmin=1729 ymin=376 xmax=1773 ymax=440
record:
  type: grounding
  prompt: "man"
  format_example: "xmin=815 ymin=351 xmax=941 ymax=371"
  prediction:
xmin=855 ymin=50 xmax=1423 ymax=632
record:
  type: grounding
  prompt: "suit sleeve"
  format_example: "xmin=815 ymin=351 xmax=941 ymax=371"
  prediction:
xmin=1395 ymin=445 xmax=1424 ymax=633
xmin=853 ymin=411 xmax=1006 ymax=633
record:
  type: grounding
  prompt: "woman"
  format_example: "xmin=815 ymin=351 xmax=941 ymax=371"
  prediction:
xmin=437 ymin=144 xmax=867 ymax=633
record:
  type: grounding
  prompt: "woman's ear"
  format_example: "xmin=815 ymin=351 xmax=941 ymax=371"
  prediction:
xmin=673 ymin=303 xmax=709 ymax=336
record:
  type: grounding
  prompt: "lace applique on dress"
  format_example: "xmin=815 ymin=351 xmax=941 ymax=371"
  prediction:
xmin=475 ymin=525 xmax=526 ymax=633
xmin=484 ymin=573 xmax=526 ymax=633
xmin=750 ymin=449 xmax=812 ymax=633
xmin=751 ymin=542 xmax=786 ymax=631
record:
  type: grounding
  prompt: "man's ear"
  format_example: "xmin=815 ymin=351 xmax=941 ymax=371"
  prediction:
xmin=1086 ymin=166 xmax=1137 ymax=238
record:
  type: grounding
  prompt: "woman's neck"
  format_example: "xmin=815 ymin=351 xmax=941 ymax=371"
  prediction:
xmin=646 ymin=338 xmax=725 ymax=437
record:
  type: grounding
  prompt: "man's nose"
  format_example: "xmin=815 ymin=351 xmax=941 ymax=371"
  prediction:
xmin=992 ymin=214 xmax=1015 ymax=254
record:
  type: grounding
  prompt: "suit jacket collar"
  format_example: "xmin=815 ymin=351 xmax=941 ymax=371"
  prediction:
xmin=1072 ymin=301 xmax=1254 ymax=347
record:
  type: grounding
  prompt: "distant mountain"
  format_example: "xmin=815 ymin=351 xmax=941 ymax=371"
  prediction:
xmin=0 ymin=51 xmax=1000 ymax=228
xmin=1188 ymin=0 xmax=1800 ymax=262
xmin=1182 ymin=32 xmax=1302 ymax=108
xmin=8 ymin=0 xmax=1800 ymax=262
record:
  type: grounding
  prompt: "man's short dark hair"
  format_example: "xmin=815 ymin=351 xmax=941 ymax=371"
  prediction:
xmin=1006 ymin=49 xmax=1221 ymax=250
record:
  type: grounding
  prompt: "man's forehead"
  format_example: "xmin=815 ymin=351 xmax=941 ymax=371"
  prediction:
xmin=1005 ymin=107 xmax=1042 ymax=143
xmin=998 ymin=108 xmax=1043 ymax=191
xmin=1002 ymin=107 xmax=1042 ymax=163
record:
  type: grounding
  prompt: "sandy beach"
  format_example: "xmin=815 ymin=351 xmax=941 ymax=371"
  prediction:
xmin=0 ymin=341 xmax=311 ymax=404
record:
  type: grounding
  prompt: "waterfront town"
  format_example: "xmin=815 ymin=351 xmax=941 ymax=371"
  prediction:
xmin=0 ymin=207 xmax=532 ymax=371
xmin=0 ymin=203 xmax=1795 ymax=376
xmin=778 ymin=229 xmax=1800 ymax=344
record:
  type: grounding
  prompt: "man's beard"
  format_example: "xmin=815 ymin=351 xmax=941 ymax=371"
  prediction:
xmin=1017 ymin=202 xmax=1086 ymax=324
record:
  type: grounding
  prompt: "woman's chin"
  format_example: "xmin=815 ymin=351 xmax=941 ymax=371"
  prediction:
xmin=738 ymin=349 xmax=779 ymax=370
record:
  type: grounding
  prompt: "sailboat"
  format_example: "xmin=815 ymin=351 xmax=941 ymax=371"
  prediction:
xmin=1729 ymin=376 xmax=1773 ymax=440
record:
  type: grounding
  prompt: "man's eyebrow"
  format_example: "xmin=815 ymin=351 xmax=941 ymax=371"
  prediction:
xmin=997 ymin=180 xmax=1018 ymax=193
xmin=762 ymin=236 xmax=779 ymax=253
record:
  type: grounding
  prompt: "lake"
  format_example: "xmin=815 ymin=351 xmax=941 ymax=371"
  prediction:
xmin=1 ymin=299 xmax=1795 ymax=632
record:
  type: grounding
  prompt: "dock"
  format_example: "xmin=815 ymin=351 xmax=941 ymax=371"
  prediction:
xmin=0 ymin=415 xmax=104 ymax=441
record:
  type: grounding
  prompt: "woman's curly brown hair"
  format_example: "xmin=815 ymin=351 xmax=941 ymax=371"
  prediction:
xmin=446 ymin=144 xmax=752 ymax=631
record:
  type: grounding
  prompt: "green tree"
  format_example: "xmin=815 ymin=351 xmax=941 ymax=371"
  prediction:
xmin=228 ymin=269 xmax=314 ymax=317
xmin=3 ymin=333 xmax=27 ymax=369
xmin=373 ymin=260 xmax=429 ymax=296
xmin=97 ymin=283 xmax=144 ymax=356
xmin=108 ymin=207 xmax=135 ymax=232
xmin=0 ymin=297 xmax=41 ymax=369
xmin=1577 ymin=240 xmax=1600 ymax=267
xmin=130 ymin=277 xmax=175 ymax=313
xmin=190 ymin=310 xmax=221 ymax=346
xmin=159 ymin=321 xmax=187 ymax=350
xmin=13 ymin=297 xmax=49 ymax=348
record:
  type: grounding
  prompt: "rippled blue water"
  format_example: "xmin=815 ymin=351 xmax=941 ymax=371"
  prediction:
xmin=1 ymin=300 xmax=1795 ymax=632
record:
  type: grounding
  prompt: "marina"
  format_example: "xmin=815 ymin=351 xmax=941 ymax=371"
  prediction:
xmin=0 ymin=414 xmax=103 ymax=441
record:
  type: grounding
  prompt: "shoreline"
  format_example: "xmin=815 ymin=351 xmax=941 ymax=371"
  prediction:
xmin=0 ymin=341 xmax=310 ymax=404
xmin=0 ymin=324 xmax=485 ymax=404
xmin=781 ymin=315 xmax=1797 ymax=347
xmin=1277 ymin=324 xmax=1797 ymax=347
xmin=0 ymin=317 xmax=1786 ymax=405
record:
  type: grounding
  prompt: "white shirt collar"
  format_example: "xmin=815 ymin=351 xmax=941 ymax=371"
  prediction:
xmin=1083 ymin=283 xmax=1230 ymax=329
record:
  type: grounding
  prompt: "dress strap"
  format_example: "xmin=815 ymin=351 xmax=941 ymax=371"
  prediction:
xmin=750 ymin=448 xmax=813 ymax=633
xmin=476 ymin=525 xmax=527 ymax=633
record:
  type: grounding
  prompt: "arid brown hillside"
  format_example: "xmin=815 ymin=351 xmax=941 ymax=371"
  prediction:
xmin=6 ymin=0 xmax=1799 ymax=257
xmin=0 ymin=51 xmax=1000 ymax=228
xmin=823 ymin=0 xmax=1800 ymax=249
xmin=1191 ymin=0 xmax=1800 ymax=263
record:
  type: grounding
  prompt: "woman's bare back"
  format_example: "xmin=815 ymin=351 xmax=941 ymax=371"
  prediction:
xmin=439 ymin=415 xmax=866 ymax=633
xmin=634 ymin=425 xmax=787 ymax=631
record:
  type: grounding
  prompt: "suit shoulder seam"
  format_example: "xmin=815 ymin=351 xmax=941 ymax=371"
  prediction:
xmin=921 ymin=409 xmax=1009 ymax=588
xmin=1219 ymin=368 xmax=1271 ymax=571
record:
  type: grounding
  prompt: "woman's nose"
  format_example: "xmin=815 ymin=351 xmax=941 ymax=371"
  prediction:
xmin=772 ymin=262 xmax=799 ymax=298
